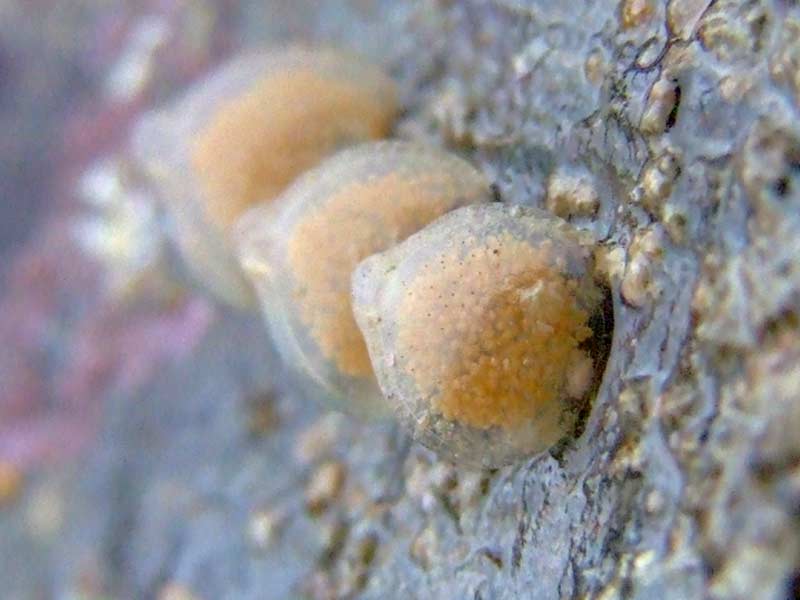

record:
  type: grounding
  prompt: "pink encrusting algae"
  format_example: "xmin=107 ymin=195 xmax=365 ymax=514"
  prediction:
xmin=0 ymin=0 xmax=232 ymax=482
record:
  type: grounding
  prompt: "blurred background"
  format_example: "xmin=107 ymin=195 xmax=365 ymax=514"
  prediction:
xmin=1 ymin=0 xmax=234 ymax=483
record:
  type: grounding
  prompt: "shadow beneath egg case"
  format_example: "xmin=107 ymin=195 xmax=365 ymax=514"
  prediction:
xmin=551 ymin=283 xmax=614 ymax=459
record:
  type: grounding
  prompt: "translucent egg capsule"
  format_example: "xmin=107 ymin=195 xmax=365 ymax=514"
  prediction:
xmin=133 ymin=46 xmax=398 ymax=308
xmin=236 ymin=141 xmax=493 ymax=418
xmin=352 ymin=203 xmax=610 ymax=467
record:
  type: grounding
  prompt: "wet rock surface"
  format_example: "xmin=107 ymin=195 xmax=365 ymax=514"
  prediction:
xmin=1 ymin=0 xmax=799 ymax=598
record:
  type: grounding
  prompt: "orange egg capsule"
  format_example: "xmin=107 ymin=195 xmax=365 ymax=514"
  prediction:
xmin=236 ymin=141 xmax=493 ymax=418
xmin=352 ymin=203 xmax=610 ymax=467
xmin=133 ymin=46 xmax=398 ymax=308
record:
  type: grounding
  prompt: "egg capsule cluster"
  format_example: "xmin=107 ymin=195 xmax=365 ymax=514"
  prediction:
xmin=352 ymin=204 xmax=609 ymax=468
xmin=135 ymin=45 xmax=612 ymax=466
xmin=133 ymin=46 xmax=398 ymax=308
xmin=236 ymin=141 xmax=493 ymax=418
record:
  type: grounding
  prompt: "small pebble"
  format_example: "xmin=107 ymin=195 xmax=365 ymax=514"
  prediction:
xmin=410 ymin=526 xmax=439 ymax=570
xmin=621 ymin=0 xmax=655 ymax=29
xmin=248 ymin=507 xmax=286 ymax=550
xmin=306 ymin=461 xmax=347 ymax=514
xmin=621 ymin=226 xmax=665 ymax=307
xmin=158 ymin=582 xmax=199 ymax=600
xmin=294 ymin=413 xmax=347 ymax=465
xmin=640 ymin=77 xmax=679 ymax=135
xmin=546 ymin=171 xmax=600 ymax=218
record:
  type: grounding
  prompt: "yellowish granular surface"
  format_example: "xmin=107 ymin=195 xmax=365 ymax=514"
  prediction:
xmin=396 ymin=233 xmax=594 ymax=431
xmin=191 ymin=68 xmax=395 ymax=232
xmin=287 ymin=172 xmax=475 ymax=378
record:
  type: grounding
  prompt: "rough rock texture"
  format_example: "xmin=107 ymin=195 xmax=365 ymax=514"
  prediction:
xmin=2 ymin=1 xmax=799 ymax=599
